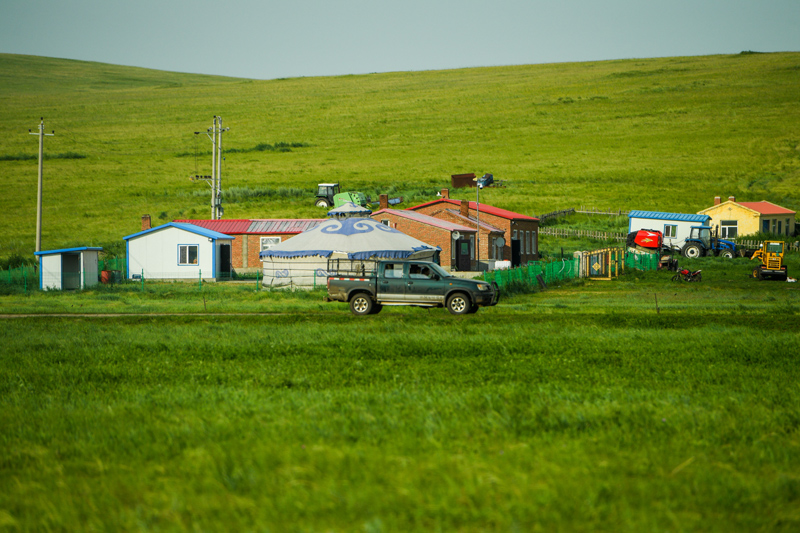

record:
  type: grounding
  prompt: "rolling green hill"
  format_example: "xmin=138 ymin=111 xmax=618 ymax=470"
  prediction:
xmin=1 ymin=52 xmax=798 ymax=260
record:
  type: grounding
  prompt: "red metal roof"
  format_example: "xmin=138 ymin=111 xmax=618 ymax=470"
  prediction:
xmin=372 ymin=209 xmax=476 ymax=233
xmin=174 ymin=219 xmax=325 ymax=235
xmin=408 ymin=199 xmax=538 ymax=221
xmin=736 ymin=201 xmax=796 ymax=215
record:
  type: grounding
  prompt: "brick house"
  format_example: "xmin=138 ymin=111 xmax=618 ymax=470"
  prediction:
xmin=697 ymin=196 xmax=797 ymax=238
xmin=408 ymin=190 xmax=539 ymax=266
xmin=371 ymin=208 xmax=489 ymax=271
xmin=173 ymin=218 xmax=325 ymax=271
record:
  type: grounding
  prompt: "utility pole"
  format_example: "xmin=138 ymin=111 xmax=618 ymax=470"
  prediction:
xmin=210 ymin=117 xmax=217 ymax=219
xmin=191 ymin=116 xmax=229 ymax=220
xmin=216 ymin=116 xmax=229 ymax=219
xmin=29 ymin=118 xmax=54 ymax=253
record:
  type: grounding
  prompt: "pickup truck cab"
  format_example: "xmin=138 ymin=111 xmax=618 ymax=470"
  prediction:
xmin=326 ymin=260 xmax=499 ymax=315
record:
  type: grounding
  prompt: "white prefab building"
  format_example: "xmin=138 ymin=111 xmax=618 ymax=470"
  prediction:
xmin=124 ymin=222 xmax=234 ymax=281
xmin=628 ymin=210 xmax=711 ymax=251
xmin=34 ymin=246 xmax=103 ymax=290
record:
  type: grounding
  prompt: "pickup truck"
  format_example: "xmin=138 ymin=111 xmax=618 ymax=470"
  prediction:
xmin=326 ymin=260 xmax=499 ymax=315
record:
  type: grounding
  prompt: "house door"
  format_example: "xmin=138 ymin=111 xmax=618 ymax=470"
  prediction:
xmin=456 ymin=239 xmax=471 ymax=271
xmin=762 ymin=219 xmax=770 ymax=233
xmin=511 ymin=239 xmax=521 ymax=267
xmin=220 ymin=244 xmax=232 ymax=277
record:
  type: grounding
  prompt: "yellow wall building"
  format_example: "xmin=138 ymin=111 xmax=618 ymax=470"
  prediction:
xmin=698 ymin=196 xmax=796 ymax=238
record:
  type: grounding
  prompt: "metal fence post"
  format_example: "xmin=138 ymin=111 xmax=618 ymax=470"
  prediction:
xmin=141 ymin=269 xmax=144 ymax=292
xmin=199 ymin=270 xmax=202 ymax=289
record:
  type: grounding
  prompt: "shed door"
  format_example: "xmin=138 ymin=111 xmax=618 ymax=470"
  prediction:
xmin=220 ymin=244 xmax=232 ymax=276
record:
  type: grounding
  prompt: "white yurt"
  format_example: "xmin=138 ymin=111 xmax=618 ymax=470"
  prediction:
xmin=259 ymin=217 xmax=440 ymax=288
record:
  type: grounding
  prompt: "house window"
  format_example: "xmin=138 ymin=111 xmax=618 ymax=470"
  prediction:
xmin=532 ymin=231 xmax=537 ymax=255
xmin=178 ymin=244 xmax=198 ymax=265
xmin=664 ymin=225 xmax=677 ymax=238
xmin=778 ymin=221 xmax=782 ymax=235
xmin=260 ymin=237 xmax=281 ymax=251
xmin=470 ymin=235 xmax=475 ymax=259
xmin=381 ymin=219 xmax=390 ymax=226
xmin=525 ymin=231 xmax=530 ymax=255
xmin=720 ymin=220 xmax=737 ymax=239
xmin=772 ymin=219 xmax=777 ymax=234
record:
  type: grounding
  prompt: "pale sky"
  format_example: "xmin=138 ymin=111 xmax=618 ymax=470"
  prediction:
xmin=2 ymin=0 xmax=799 ymax=80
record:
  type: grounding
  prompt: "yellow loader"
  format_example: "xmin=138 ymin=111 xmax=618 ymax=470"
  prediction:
xmin=751 ymin=241 xmax=788 ymax=280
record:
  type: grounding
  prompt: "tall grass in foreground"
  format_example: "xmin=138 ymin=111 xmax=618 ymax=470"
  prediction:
xmin=1 ymin=272 xmax=799 ymax=531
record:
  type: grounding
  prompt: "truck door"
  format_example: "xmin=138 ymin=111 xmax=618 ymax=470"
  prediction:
xmin=379 ymin=262 xmax=406 ymax=302
xmin=406 ymin=263 xmax=446 ymax=304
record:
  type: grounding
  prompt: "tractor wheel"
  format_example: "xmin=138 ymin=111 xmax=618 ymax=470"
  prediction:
xmin=315 ymin=198 xmax=331 ymax=208
xmin=446 ymin=293 xmax=470 ymax=315
xmin=718 ymin=248 xmax=735 ymax=259
xmin=349 ymin=293 xmax=374 ymax=316
xmin=682 ymin=243 xmax=704 ymax=258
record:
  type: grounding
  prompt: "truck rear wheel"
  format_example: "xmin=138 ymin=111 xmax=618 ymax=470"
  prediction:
xmin=447 ymin=293 xmax=470 ymax=315
xmin=350 ymin=293 xmax=373 ymax=316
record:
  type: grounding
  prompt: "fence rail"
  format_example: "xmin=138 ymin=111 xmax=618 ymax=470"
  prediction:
xmin=733 ymin=239 xmax=800 ymax=251
xmin=535 ymin=208 xmax=576 ymax=222
xmin=539 ymin=227 xmax=626 ymax=241
xmin=576 ymin=206 xmax=630 ymax=216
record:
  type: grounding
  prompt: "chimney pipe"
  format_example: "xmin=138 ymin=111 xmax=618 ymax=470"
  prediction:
xmin=379 ymin=194 xmax=388 ymax=210
xmin=714 ymin=196 xmax=721 ymax=205
xmin=728 ymin=195 xmax=736 ymax=203
xmin=441 ymin=188 xmax=449 ymax=199
xmin=142 ymin=214 xmax=151 ymax=231
xmin=460 ymin=199 xmax=469 ymax=217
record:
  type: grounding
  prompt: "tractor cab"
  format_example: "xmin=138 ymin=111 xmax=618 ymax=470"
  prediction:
xmin=315 ymin=183 xmax=340 ymax=207
xmin=688 ymin=226 xmax=712 ymax=249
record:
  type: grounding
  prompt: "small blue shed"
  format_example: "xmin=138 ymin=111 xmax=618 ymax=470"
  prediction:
xmin=34 ymin=246 xmax=103 ymax=290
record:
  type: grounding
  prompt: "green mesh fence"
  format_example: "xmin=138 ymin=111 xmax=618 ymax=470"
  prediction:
xmin=483 ymin=259 xmax=579 ymax=289
xmin=624 ymin=251 xmax=660 ymax=271
xmin=0 ymin=264 xmax=38 ymax=292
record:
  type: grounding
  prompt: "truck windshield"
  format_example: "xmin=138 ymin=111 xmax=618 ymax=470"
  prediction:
xmin=427 ymin=263 xmax=452 ymax=279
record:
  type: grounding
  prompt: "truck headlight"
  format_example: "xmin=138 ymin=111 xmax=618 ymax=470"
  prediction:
xmin=477 ymin=284 xmax=490 ymax=291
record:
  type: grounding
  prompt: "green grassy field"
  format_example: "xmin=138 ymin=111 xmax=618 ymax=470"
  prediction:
xmin=2 ymin=53 xmax=800 ymax=530
xmin=1 ymin=52 xmax=799 ymax=259
xmin=2 ymin=258 xmax=800 ymax=531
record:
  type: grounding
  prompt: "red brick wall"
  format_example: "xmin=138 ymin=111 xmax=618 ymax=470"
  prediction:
xmin=412 ymin=202 xmax=540 ymax=262
xmin=227 ymin=234 xmax=298 ymax=269
xmin=372 ymin=213 xmax=472 ymax=269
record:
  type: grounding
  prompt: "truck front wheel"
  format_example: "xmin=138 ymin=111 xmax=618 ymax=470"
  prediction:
xmin=447 ymin=293 xmax=471 ymax=315
xmin=350 ymin=293 xmax=374 ymax=316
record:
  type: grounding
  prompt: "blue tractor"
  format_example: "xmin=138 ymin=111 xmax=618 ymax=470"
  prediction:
xmin=681 ymin=226 xmax=737 ymax=258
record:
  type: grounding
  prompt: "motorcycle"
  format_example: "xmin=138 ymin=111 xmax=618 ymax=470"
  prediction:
xmin=671 ymin=268 xmax=702 ymax=282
